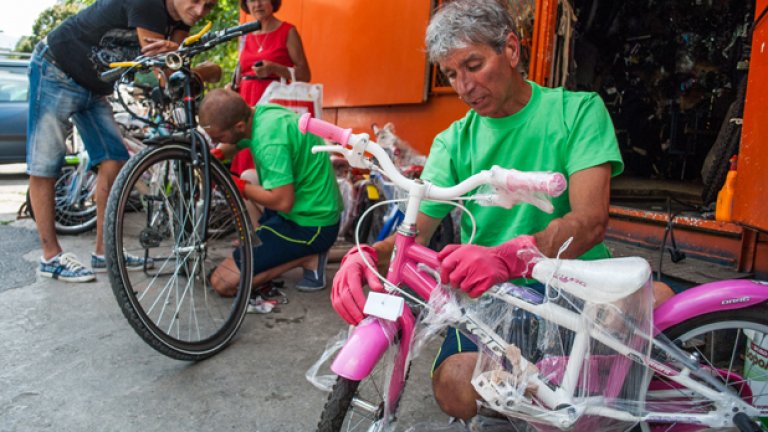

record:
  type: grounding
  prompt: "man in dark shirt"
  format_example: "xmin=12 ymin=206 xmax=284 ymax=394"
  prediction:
xmin=27 ymin=0 xmax=217 ymax=282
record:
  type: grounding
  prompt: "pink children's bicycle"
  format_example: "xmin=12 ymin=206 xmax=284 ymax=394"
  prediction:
xmin=299 ymin=114 xmax=768 ymax=432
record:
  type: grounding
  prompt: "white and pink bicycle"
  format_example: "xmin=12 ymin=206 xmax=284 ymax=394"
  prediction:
xmin=299 ymin=114 xmax=768 ymax=432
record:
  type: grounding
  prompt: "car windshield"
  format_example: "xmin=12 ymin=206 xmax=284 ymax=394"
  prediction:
xmin=0 ymin=66 xmax=28 ymax=103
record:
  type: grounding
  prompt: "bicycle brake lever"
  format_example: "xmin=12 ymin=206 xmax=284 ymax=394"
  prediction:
xmin=312 ymin=145 xmax=372 ymax=170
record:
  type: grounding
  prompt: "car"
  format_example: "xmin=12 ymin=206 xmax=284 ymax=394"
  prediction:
xmin=0 ymin=57 xmax=30 ymax=164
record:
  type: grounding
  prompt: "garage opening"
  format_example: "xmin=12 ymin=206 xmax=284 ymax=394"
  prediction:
xmin=566 ymin=0 xmax=753 ymax=214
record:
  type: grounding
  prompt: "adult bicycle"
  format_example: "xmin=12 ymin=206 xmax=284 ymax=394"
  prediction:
xmin=102 ymin=21 xmax=262 ymax=360
xmin=300 ymin=114 xmax=768 ymax=432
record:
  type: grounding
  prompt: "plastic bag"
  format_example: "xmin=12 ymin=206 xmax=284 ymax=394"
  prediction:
xmin=258 ymin=67 xmax=323 ymax=119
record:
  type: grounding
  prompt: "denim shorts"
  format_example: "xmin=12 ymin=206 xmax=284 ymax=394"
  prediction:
xmin=26 ymin=42 xmax=128 ymax=177
xmin=233 ymin=210 xmax=340 ymax=274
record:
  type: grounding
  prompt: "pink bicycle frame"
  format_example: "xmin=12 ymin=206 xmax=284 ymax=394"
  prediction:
xmin=331 ymin=233 xmax=439 ymax=406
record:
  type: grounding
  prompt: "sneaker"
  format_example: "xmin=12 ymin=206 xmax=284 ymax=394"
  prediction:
xmin=91 ymin=251 xmax=154 ymax=273
xmin=247 ymin=295 xmax=276 ymax=314
xmin=296 ymin=251 xmax=328 ymax=292
xmin=39 ymin=253 xmax=96 ymax=283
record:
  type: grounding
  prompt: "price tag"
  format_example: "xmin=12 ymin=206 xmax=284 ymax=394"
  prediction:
xmin=364 ymin=292 xmax=405 ymax=321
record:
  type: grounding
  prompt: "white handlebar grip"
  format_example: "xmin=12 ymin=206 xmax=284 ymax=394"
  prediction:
xmin=299 ymin=113 xmax=353 ymax=146
xmin=506 ymin=170 xmax=567 ymax=197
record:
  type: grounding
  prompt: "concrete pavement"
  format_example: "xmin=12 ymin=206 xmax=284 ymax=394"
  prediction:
xmin=0 ymin=166 xmax=449 ymax=431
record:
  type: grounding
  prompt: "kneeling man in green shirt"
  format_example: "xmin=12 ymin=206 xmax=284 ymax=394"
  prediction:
xmin=200 ymin=89 xmax=343 ymax=297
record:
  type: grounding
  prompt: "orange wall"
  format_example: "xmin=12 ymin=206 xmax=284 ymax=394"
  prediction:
xmin=277 ymin=0 xmax=431 ymax=108
xmin=262 ymin=0 xmax=453 ymax=154
xmin=733 ymin=0 xmax=768 ymax=231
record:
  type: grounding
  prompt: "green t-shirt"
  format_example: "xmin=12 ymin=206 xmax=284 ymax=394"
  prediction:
xmin=237 ymin=104 xmax=343 ymax=227
xmin=420 ymin=82 xmax=623 ymax=260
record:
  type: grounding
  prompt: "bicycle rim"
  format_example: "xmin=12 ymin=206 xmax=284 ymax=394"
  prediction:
xmin=105 ymin=143 xmax=253 ymax=361
xmin=643 ymin=304 xmax=768 ymax=431
xmin=53 ymin=166 xmax=97 ymax=235
xmin=317 ymin=358 xmax=401 ymax=432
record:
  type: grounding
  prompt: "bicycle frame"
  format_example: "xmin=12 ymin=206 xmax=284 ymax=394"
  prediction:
xmin=300 ymin=113 xmax=768 ymax=430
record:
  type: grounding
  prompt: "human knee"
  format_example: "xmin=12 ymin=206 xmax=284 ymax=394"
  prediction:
xmin=432 ymin=354 xmax=480 ymax=420
xmin=210 ymin=260 xmax=239 ymax=297
xmin=653 ymin=281 xmax=675 ymax=307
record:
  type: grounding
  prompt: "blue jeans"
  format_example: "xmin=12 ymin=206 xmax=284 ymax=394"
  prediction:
xmin=26 ymin=42 xmax=128 ymax=177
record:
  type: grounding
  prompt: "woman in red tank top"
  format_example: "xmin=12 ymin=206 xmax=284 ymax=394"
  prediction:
xmin=230 ymin=0 xmax=312 ymax=174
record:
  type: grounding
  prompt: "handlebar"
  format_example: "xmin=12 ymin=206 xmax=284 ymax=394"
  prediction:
xmin=99 ymin=21 xmax=263 ymax=83
xmin=299 ymin=113 xmax=567 ymax=209
xmin=199 ymin=20 xmax=262 ymax=45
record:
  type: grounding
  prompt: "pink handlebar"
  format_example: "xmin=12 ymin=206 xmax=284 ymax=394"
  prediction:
xmin=506 ymin=170 xmax=567 ymax=197
xmin=299 ymin=113 xmax=353 ymax=146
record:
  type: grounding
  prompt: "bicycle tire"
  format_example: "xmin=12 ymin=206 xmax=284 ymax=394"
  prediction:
xmin=701 ymin=75 xmax=748 ymax=205
xmin=105 ymin=143 xmax=253 ymax=361
xmin=317 ymin=348 xmax=409 ymax=432
xmin=641 ymin=303 xmax=768 ymax=431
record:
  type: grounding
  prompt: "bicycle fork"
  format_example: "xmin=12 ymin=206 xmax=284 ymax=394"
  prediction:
xmin=331 ymin=307 xmax=416 ymax=421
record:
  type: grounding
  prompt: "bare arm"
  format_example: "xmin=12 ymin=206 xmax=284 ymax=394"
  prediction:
xmin=138 ymin=28 xmax=188 ymax=56
xmin=285 ymin=27 xmax=311 ymax=82
xmin=242 ymin=183 xmax=295 ymax=214
xmin=533 ymin=163 xmax=611 ymax=258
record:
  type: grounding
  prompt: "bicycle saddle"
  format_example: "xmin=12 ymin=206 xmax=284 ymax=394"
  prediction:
xmin=530 ymin=257 xmax=652 ymax=304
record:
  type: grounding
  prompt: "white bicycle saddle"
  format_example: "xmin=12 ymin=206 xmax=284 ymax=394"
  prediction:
xmin=531 ymin=257 xmax=652 ymax=304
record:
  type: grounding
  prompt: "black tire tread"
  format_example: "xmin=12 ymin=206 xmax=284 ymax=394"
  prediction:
xmin=316 ymin=377 xmax=361 ymax=432
xmin=105 ymin=143 xmax=252 ymax=361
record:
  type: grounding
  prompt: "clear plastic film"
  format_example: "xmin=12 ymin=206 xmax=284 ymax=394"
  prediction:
xmin=473 ymin=168 xmax=565 ymax=214
xmin=306 ymin=328 xmax=349 ymax=392
xmin=466 ymin=271 xmax=655 ymax=431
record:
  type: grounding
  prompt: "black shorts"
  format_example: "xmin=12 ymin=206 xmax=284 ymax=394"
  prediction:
xmin=431 ymin=283 xmax=546 ymax=375
xmin=233 ymin=210 xmax=339 ymax=274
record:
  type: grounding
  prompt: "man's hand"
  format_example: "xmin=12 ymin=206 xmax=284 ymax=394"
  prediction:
xmin=141 ymin=37 xmax=179 ymax=56
xmin=231 ymin=175 xmax=247 ymax=198
xmin=332 ymin=245 xmax=384 ymax=325
xmin=438 ymin=235 xmax=537 ymax=298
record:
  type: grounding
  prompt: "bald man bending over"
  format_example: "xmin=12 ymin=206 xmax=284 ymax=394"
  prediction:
xmin=200 ymin=89 xmax=343 ymax=296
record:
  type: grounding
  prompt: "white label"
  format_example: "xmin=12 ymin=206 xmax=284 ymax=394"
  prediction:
xmin=364 ymin=292 xmax=405 ymax=321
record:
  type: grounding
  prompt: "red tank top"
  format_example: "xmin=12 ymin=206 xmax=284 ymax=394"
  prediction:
xmin=238 ymin=21 xmax=294 ymax=106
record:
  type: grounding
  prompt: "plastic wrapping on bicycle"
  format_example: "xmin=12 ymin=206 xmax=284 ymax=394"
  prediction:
xmin=299 ymin=113 xmax=566 ymax=210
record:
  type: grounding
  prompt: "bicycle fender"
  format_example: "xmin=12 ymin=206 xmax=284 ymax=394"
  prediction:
xmin=653 ymin=279 xmax=768 ymax=334
xmin=331 ymin=318 xmax=397 ymax=381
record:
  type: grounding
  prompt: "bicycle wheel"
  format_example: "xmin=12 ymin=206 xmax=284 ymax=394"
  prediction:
xmin=25 ymin=165 xmax=98 ymax=235
xmin=317 ymin=353 xmax=408 ymax=432
xmin=53 ymin=166 xmax=98 ymax=235
xmin=642 ymin=303 xmax=768 ymax=431
xmin=105 ymin=143 xmax=254 ymax=361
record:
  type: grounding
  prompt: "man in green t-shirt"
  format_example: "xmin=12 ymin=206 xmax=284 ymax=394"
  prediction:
xmin=199 ymin=89 xmax=342 ymax=297
xmin=327 ymin=0 xmax=668 ymax=421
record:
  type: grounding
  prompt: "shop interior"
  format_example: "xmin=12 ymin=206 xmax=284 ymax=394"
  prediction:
xmin=566 ymin=0 xmax=753 ymax=212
